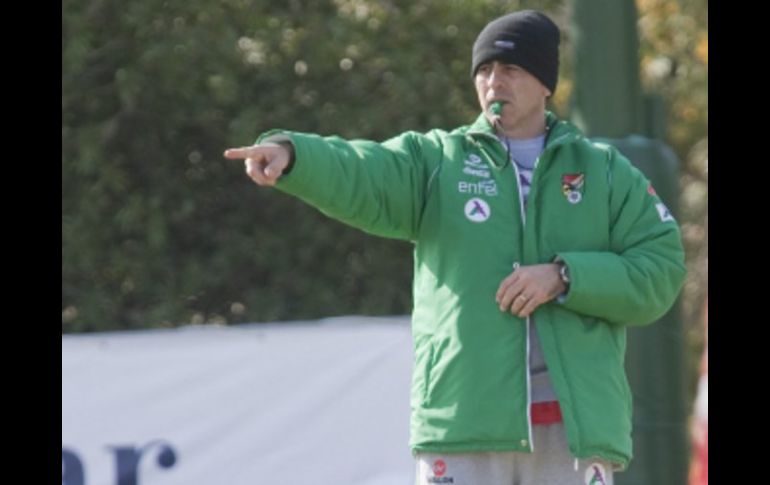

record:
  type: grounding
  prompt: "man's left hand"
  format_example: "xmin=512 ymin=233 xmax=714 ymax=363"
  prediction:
xmin=495 ymin=264 xmax=566 ymax=318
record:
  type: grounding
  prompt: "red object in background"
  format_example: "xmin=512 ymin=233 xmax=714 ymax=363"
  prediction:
xmin=689 ymin=299 xmax=708 ymax=485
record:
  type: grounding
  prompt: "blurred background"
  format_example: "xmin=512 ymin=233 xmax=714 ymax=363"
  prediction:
xmin=62 ymin=0 xmax=707 ymax=483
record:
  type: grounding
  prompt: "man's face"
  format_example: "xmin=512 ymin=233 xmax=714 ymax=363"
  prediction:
xmin=474 ymin=60 xmax=551 ymax=137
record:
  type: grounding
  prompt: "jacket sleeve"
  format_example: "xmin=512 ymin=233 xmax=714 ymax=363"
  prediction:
xmin=257 ymin=130 xmax=440 ymax=241
xmin=556 ymin=146 xmax=686 ymax=326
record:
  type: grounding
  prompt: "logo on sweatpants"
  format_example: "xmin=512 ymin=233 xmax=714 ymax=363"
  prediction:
xmin=585 ymin=462 xmax=607 ymax=485
xmin=428 ymin=459 xmax=454 ymax=483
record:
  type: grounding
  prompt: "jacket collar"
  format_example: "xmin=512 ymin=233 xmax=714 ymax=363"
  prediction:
xmin=464 ymin=110 xmax=579 ymax=149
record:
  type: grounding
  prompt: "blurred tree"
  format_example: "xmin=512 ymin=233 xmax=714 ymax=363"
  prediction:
xmin=63 ymin=0 xmax=561 ymax=332
xmin=636 ymin=0 xmax=708 ymax=398
xmin=63 ymin=0 xmax=705 ymax=339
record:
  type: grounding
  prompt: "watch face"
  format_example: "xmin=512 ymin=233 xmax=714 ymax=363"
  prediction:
xmin=560 ymin=265 xmax=570 ymax=283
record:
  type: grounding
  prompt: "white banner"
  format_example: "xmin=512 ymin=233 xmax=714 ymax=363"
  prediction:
xmin=62 ymin=316 xmax=414 ymax=485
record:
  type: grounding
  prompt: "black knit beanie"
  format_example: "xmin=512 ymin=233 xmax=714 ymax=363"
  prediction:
xmin=471 ymin=10 xmax=560 ymax=94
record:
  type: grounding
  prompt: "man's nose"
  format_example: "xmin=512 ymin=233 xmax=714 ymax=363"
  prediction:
xmin=488 ymin=64 xmax=504 ymax=88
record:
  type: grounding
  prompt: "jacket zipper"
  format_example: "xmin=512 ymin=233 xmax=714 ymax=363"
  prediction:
xmin=510 ymin=153 xmax=534 ymax=452
xmin=475 ymin=125 xmax=569 ymax=452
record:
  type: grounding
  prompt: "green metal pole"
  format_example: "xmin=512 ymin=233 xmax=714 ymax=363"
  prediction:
xmin=570 ymin=0 xmax=644 ymax=137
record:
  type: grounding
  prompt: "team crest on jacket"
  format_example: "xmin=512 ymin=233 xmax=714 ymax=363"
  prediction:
xmin=562 ymin=173 xmax=585 ymax=204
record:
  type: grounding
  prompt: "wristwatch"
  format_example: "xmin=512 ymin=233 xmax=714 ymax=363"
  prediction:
xmin=558 ymin=262 xmax=570 ymax=286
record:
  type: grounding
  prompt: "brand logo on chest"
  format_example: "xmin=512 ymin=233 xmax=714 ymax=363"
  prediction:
xmin=464 ymin=197 xmax=491 ymax=223
xmin=458 ymin=180 xmax=497 ymax=197
xmin=462 ymin=154 xmax=491 ymax=178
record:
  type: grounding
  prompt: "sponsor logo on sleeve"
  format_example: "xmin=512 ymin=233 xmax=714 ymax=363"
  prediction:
xmin=656 ymin=202 xmax=675 ymax=222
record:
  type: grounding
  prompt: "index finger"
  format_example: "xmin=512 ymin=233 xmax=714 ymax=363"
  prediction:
xmin=223 ymin=146 xmax=262 ymax=159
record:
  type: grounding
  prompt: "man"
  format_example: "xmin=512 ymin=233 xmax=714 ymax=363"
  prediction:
xmin=225 ymin=10 xmax=685 ymax=485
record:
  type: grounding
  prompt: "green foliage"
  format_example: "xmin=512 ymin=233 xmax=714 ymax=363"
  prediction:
xmin=636 ymin=0 xmax=708 ymax=399
xmin=64 ymin=0 xmax=706 ymax=335
xmin=63 ymin=0 xmax=562 ymax=332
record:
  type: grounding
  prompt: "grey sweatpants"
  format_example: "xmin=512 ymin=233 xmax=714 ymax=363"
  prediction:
xmin=414 ymin=424 xmax=615 ymax=485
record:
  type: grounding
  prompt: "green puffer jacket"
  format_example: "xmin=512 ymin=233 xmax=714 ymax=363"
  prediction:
xmin=258 ymin=111 xmax=686 ymax=468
